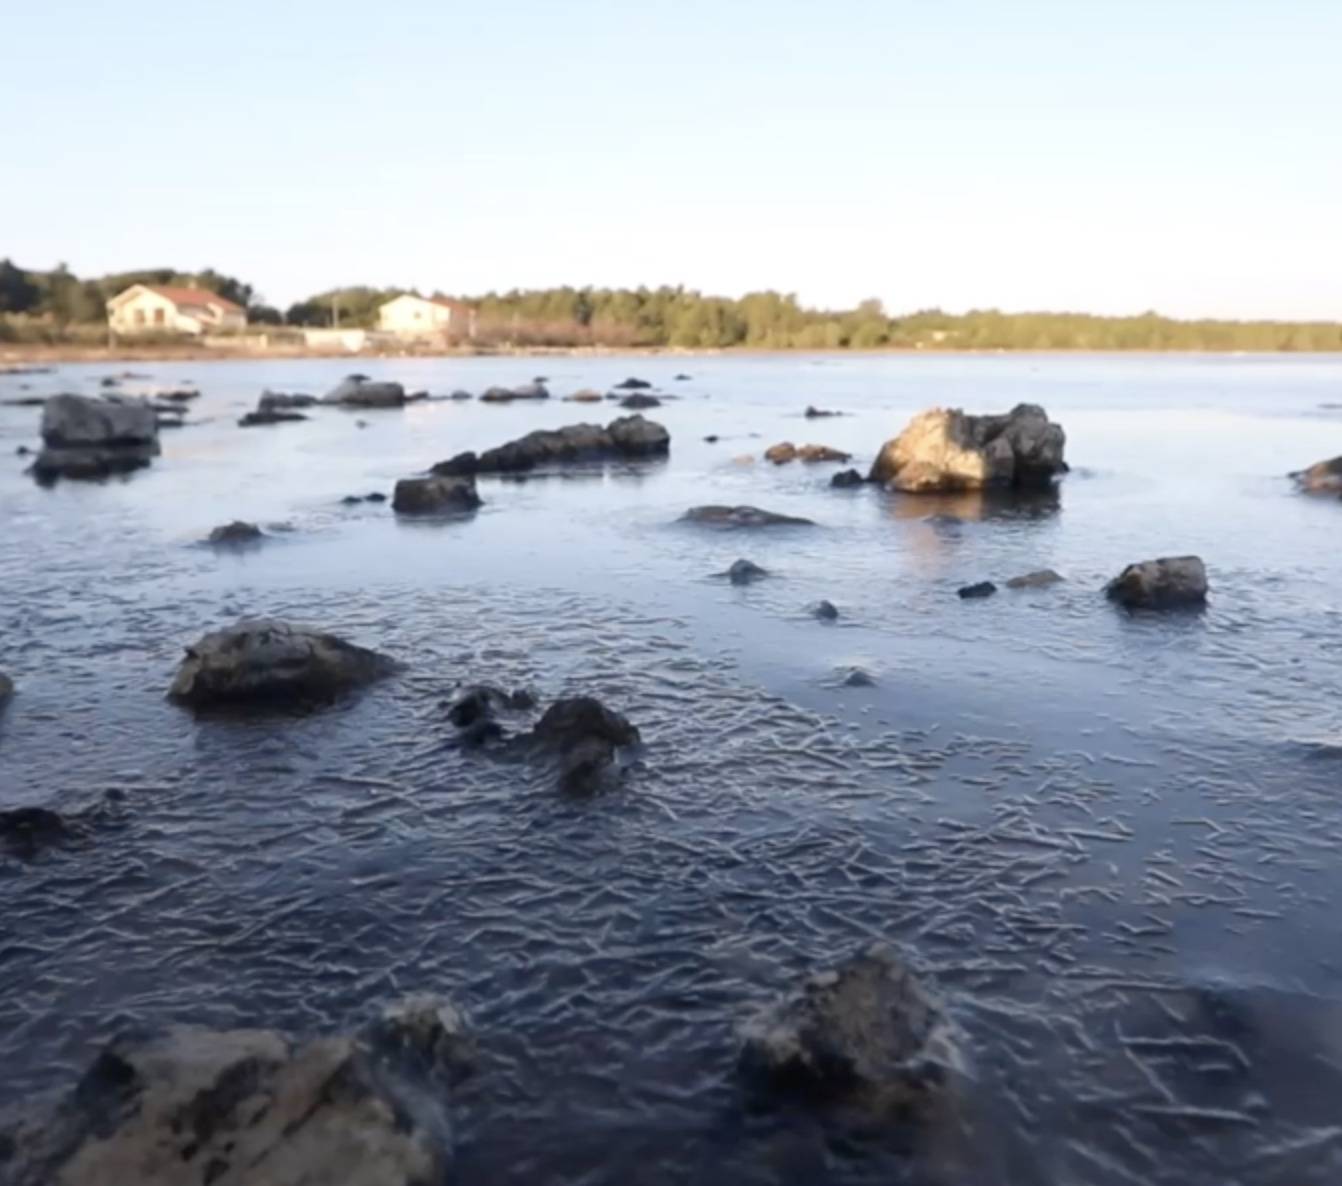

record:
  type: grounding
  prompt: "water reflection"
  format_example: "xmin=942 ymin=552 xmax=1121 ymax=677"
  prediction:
xmin=875 ymin=485 xmax=1062 ymax=524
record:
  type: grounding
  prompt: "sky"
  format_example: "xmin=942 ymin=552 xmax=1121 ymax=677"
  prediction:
xmin=5 ymin=0 xmax=1340 ymax=319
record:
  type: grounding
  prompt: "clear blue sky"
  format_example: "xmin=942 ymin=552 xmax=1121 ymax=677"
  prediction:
xmin=6 ymin=0 xmax=1339 ymax=318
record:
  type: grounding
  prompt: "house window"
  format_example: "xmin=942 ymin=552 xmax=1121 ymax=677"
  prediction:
xmin=134 ymin=308 xmax=146 ymax=326
xmin=153 ymin=307 xmax=165 ymax=325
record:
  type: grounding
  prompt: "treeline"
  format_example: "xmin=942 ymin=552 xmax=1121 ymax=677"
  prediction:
xmin=5 ymin=259 xmax=1341 ymax=351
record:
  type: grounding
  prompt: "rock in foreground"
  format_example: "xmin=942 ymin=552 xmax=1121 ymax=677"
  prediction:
xmin=3 ymin=1000 xmax=470 ymax=1186
xmin=738 ymin=945 xmax=964 ymax=1118
xmin=869 ymin=404 xmax=1066 ymax=493
xmin=0 ymin=806 xmax=70 ymax=857
xmin=1105 ymin=556 xmax=1208 ymax=609
xmin=432 ymin=415 xmax=669 ymax=476
xmin=532 ymin=696 xmax=641 ymax=793
xmin=33 ymin=394 xmax=160 ymax=480
xmin=1291 ymin=455 xmax=1342 ymax=495
xmin=169 ymin=619 xmax=398 ymax=708
xmin=392 ymin=474 xmax=482 ymax=515
xmin=682 ymin=505 xmax=815 ymax=528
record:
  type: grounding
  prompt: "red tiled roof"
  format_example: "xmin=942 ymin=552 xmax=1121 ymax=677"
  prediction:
xmin=142 ymin=285 xmax=245 ymax=313
xmin=427 ymin=295 xmax=467 ymax=310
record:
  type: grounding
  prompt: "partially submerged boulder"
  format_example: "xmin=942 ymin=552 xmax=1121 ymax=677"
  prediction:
xmin=3 ymin=999 xmax=470 ymax=1186
xmin=805 ymin=405 xmax=842 ymax=419
xmin=957 ymin=581 xmax=997 ymax=600
xmin=797 ymin=444 xmax=852 ymax=463
xmin=619 ymin=392 xmax=662 ymax=409
xmin=259 ymin=390 xmax=318 ymax=410
xmin=168 ymin=619 xmax=398 ymax=708
xmin=1105 ymin=556 xmax=1208 ymax=609
xmin=531 ymin=696 xmax=641 ymax=793
xmin=869 ymin=404 xmax=1066 ymax=493
xmin=831 ymin=468 xmax=864 ymax=489
xmin=32 ymin=394 xmax=160 ymax=480
xmin=1005 ymin=569 xmax=1064 ymax=589
xmin=0 ymin=806 xmax=70 ymax=857
xmin=432 ymin=416 xmax=669 ymax=476
xmin=726 ymin=558 xmax=768 ymax=585
xmin=240 ymin=408 xmax=307 ymax=427
xmin=324 ymin=376 xmax=406 ymax=407
xmin=1291 ymin=456 xmax=1342 ymax=495
xmin=614 ymin=377 xmax=653 ymax=390
xmin=811 ymin=599 xmax=840 ymax=621
xmin=566 ymin=389 xmax=604 ymax=403
xmin=738 ymin=945 xmax=965 ymax=1118
xmin=392 ymin=474 xmax=482 ymax=515
xmin=207 ymin=521 xmax=264 ymax=546
xmin=764 ymin=442 xmax=797 ymax=465
xmin=682 ymin=505 xmax=815 ymax=528
xmin=446 ymin=684 xmax=535 ymax=745
xmin=480 ymin=382 xmax=549 ymax=403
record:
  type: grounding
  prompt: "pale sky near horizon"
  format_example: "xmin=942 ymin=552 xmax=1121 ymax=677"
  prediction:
xmin=5 ymin=0 xmax=1340 ymax=319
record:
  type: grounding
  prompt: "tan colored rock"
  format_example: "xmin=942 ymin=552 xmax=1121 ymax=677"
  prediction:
xmin=565 ymin=388 xmax=604 ymax=403
xmin=1291 ymin=455 xmax=1342 ymax=494
xmin=764 ymin=441 xmax=797 ymax=465
xmin=796 ymin=444 xmax=852 ymax=463
xmin=1105 ymin=556 xmax=1207 ymax=609
xmin=869 ymin=404 xmax=1066 ymax=493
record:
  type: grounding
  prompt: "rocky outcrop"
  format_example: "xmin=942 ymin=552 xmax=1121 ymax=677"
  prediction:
xmin=811 ymin=599 xmax=839 ymax=621
xmin=446 ymin=685 xmax=535 ymax=745
xmin=681 ymin=505 xmax=815 ymax=528
xmin=432 ymin=416 xmax=669 ymax=477
xmin=3 ymin=998 xmax=471 ymax=1186
xmin=392 ymin=475 xmax=482 ymax=515
xmin=1105 ymin=556 xmax=1208 ymax=609
xmin=957 ymin=581 xmax=996 ymax=599
xmin=738 ymin=945 xmax=964 ymax=1118
xmin=869 ymin=404 xmax=1066 ymax=493
xmin=207 ymin=521 xmax=264 ymax=546
xmin=168 ymin=619 xmax=398 ymax=708
xmin=726 ymin=558 xmax=768 ymax=585
xmin=619 ymin=393 xmax=661 ymax=409
xmin=324 ymin=376 xmax=406 ymax=407
xmin=531 ymin=696 xmax=641 ymax=793
xmin=480 ymin=382 xmax=549 ymax=403
xmin=32 ymin=394 xmax=160 ymax=480
xmin=1291 ymin=456 xmax=1342 ymax=495
xmin=1005 ymin=569 xmax=1063 ymax=589
xmin=764 ymin=442 xmax=797 ymax=465
xmin=831 ymin=468 xmax=864 ymax=488
xmin=613 ymin=377 xmax=653 ymax=390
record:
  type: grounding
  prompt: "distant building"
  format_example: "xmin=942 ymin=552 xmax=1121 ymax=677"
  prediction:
xmin=377 ymin=293 xmax=471 ymax=338
xmin=107 ymin=284 xmax=247 ymax=335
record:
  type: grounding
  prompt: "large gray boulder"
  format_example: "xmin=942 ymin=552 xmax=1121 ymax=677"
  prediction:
xmin=869 ymin=404 xmax=1066 ymax=492
xmin=392 ymin=474 xmax=482 ymax=514
xmin=168 ymin=619 xmax=398 ymax=707
xmin=738 ymin=944 xmax=965 ymax=1118
xmin=432 ymin=415 xmax=669 ymax=476
xmin=1105 ymin=555 xmax=1208 ymax=609
xmin=1291 ymin=455 xmax=1342 ymax=495
xmin=323 ymin=376 xmax=406 ymax=407
xmin=33 ymin=394 xmax=160 ymax=480
xmin=2 ymin=998 xmax=470 ymax=1186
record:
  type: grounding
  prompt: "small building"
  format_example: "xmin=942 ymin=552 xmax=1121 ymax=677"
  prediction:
xmin=107 ymin=284 xmax=247 ymax=335
xmin=377 ymin=293 xmax=471 ymax=338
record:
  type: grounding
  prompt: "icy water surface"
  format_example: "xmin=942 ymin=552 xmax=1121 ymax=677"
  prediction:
xmin=2 ymin=354 xmax=1342 ymax=1184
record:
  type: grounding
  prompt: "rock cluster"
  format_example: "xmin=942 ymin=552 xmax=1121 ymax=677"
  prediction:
xmin=432 ymin=416 xmax=669 ymax=476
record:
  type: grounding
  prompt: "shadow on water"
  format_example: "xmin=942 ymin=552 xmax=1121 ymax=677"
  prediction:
xmin=875 ymin=485 xmax=1063 ymax=525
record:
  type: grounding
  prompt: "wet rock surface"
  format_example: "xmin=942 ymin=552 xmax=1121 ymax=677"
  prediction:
xmin=392 ymin=474 xmax=482 ymax=515
xmin=682 ymin=505 xmax=816 ymax=528
xmin=240 ymin=408 xmax=307 ymax=427
xmin=618 ymin=393 xmax=662 ymax=409
xmin=1005 ymin=568 xmax=1064 ymax=589
xmin=565 ymin=389 xmax=603 ymax=403
xmin=207 ymin=521 xmax=264 ymax=546
xmin=480 ymin=382 xmax=549 ymax=403
xmin=1106 ymin=555 xmax=1208 ymax=609
xmin=2 ymin=998 xmax=470 ymax=1186
xmin=796 ymin=444 xmax=852 ymax=463
xmin=957 ymin=581 xmax=997 ymax=599
xmin=0 ymin=806 xmax=71 ymax=857
xmin=613 ymin=377 xmax=653 ymax=390
xmin=1291 ymin=455 xmax=1342 ymax=495
xmin=433 ymin=415 xmax=669 ymax=476
xmin=446 ymin=684 xmax=535 ymax=744
xmin=530 ymin=696 xmax=641 ymax=793
xmin=870 ymin=403 xmax=1067 ymax=492
xmin=738 ymin=945 xmax=964 ymax=1119
xmin=324 ymin=376 xmax=406 ymax=407
xmin=32 ymin=394 xmax=160 ymax=480
xmin=726 ymin=558 xmax=768 ymax=585
xmin=831 ymin=468 xmax=864 ymax=488
xmin=811 ymin=599 xmax=839 ymax=621
xmin=168 ymin=619 xmax=399 ymax=708
xmin=764 ymin=442 xmax=797 ymax=465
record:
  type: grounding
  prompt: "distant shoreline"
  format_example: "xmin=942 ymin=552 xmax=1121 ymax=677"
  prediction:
xmin=4 ymin=342 xmax=1341 ymax=368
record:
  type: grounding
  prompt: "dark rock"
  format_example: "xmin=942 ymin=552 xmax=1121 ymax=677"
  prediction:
xmin=738 ymin=944 xmax=965 ymax=1118
xmin=703 ymin=435 xmax=719 ymax=444
xmin=831 ymin=468 xmax=864 ymax=488
xmin=674 ymin=373 xmax=692 ymax=381
xmin=432 ymin=416 xmax=669 ymax=477
xmin=479 ymin=382 xmax=549 ymax=403
xmin=366 ymin=491 xmax=387 ymax=503
xmin=727 ymin=558 xmax=768 ymax=585
xmin=1105 ymin=556 xmax=1208 ymax=609
xmin=258 ymin=390 xmax=318 ymax=411
xmin=957 ymin=581 xmax=997 ymax=599
xmin=341 ymin=492 xmax=387 ymax=506
xmin=323 ymin=376 xmax=406 ymax=407
xmin=207 ymin=521 xmax=263 ymax=546
xmin=15 ymin=445 xmax=30 ymax=456
xmin=682 ymin=505 xmax=815 ymax=528
xmin=3 ymin=1000 xmax=469 ymax=1186
xmin=842 ymin=667 xmax=876 ymax=687
xmin=449 ymin=389 xmax=473 ymax=400
xmin=765 ymin=442 xmax=797 ymax=465
xmin=613 ymin=377 xmax=653 ymax=390
xmin=1291 ymin=455 xmax=1342 ymax=495
xmin=805 ymin=405 xmax=842 ymax=418
xmin=156 ymin=388 xmax=200 ymax=402
xmin=407 ymin=389 xmax=429 ymax=402
xmin=796 ymin=444 xmax=851 ymax=463
xmin=618 ymin=393 xmax=662 ymax=409
xmin=0 ymin=806 xmax=71 ymax=857
xmin=32 ymin=394 xmax=161 ymax=481
xmin=870 ymin=403 xmax=1067 ymax=492
xmin=531 ymin=695 xmax=640 ymax=793
xmin=100 ymin=376 xmax=119 ymax=387
xmin=811 ymin=600 xmax=839 ymax=621
xmin=392 ymin=475 xmax=482 ymax=515
xmin=239 ymin=409 xmax=307 ymax=427
xmin=341 ymin=495 xmax=361 ymax=505
xmin=168 ymin=619 xmax=398 ymax=708
xmin=1005 ymin=569 xmax=1064 ymax=589
xmin=0 ymin=671 xmax=11 ymax=702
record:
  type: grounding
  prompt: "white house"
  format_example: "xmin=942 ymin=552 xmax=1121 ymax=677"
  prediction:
xmin=377 ymin=293 xmax=470 ymax=338
xmin=107 ymin=284 xmax=247 ymax=335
